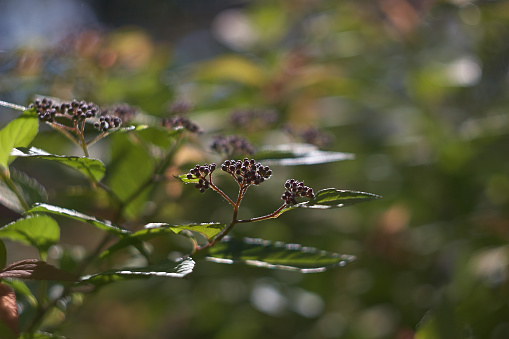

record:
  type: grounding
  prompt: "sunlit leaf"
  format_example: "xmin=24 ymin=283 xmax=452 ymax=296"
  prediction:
xmin=256 ymin=143 xmax=354 ymax=166
xmin=0 ymin=215 xmax=59 ymax=253
xmin=0 ymin=108 xmax=38 ymax=172
xmin=175 ymin=174 xmax=200 ymax=184
xmin=28 ymin=203 xmax=129 ymax=237
xmin=11 ymin=147 xmax=106 ymax=182
xmin=0 ymin=260 xmax=78 ymax=281
xmin=80 ymin=257 xmax=195 ymax=286
xmin=300 ymin=188 xmax=382 ymax=209
xmin=136 ymin=125 xmax=183 ymax=148
xmin=101 ymin=222 xmax=225 ymax=258
xmin=206 ymin=236 xmax=356 ymax=273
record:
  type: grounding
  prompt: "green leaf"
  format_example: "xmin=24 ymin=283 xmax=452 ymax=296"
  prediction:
xmin=28 ymin=203 xmax=129 ymax=237
xmin=0 ymin=259 xmax=78 ymax=281
xmin=11 ymin=147 xmax=106 ymax=182
xmin=80 ymin=257 xmax=195 ymax=286
xmin=107 ymin=133 xmax=155 ymax=220
xmin=0 ymin=108 xmax=38 ymax=171
xmin=256 ymin=143 xmax=354 ymax=166
xmin=0 ymin=168 xmax=47 ymax=213
xmin=136 ymin=125 xmax=183 ymax=148
xmin=0 ymin=215 xmax=59 ymax=253
xmin=101 ymin=222 xmax=225 ymax=258
xmin=175 ymin=174 xmax=200 ymax=184
xmin=301 ymin=188 xmax=382 ymax=209
xmin=2 ymin=279 xmax=37 ymax=307
xmin=206 ymin=236 xmax=356 ymax=273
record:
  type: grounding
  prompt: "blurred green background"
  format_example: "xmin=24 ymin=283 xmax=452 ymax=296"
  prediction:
xmin=1 ymin=0 xmax=509 ymax=338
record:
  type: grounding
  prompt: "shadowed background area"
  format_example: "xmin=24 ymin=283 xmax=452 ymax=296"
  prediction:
xmin=1 ymin=0 xmax=509 ymax=338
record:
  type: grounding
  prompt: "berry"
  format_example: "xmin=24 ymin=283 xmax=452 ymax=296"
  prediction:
xmin=161 ymin=115 xmax=202 ymax=134
xmin=185 ymin=163 xmax=217 ymax=193
xmin=210 ymin=135 xmax=255 ymax=157
xmin=281 ymin=179 xmax=315 ymax=205
xmin=220 ymin=158 xmax=271 ymax=187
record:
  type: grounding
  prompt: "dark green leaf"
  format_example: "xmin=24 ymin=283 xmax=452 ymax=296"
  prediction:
xmin=28 ymin=203 xmax=129 ymax=237
xmin=256 ymin=143 xmax=354 ymax=166
xmin=206 ymin=236 xmax=356 ymax=273
xmin=107 ymin=133 xmax=155 ymax=220
xmin=136 ymin=125 xmax=183 ymax=148
xmin=80 ymin=257 xmax=195 ymax=286
xmin=101 ymin=222 xmax=225 ymax=258
xmin=0 ymin=215 xmax=59 ymax=253
xmin=0 ymin=168 xmax=47 ymax=213
xmin=0 ymin=108 xmax=38 ymax=171
xmin=11 ymin=147 xmax=106 ymax=182
xmin=0 ymin=259 xmax=78 ymax=281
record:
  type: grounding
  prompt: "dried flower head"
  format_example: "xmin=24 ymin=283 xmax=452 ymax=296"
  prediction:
xmin=284 ymin=124 xmax=334 ymax=148
xmin=102 ymin=103 xmax=138 ymax=123
xmin=281 ymin=179 xmax=314 ymax=205
xmin=169 ymin=100 xmax=193 ymax=114
xmin=230 ymin=108 xmax=278 ymax=131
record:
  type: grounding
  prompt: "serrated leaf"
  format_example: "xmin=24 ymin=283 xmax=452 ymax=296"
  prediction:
xmin=101 ymin=222 xmax=225 ymax=258
xmin=11 ymin=147 xmax=106 ymax=182
xmin=28 ymin=203 xmax=129 ymax=237
xmin=0 ymin=259 xmax=78 ymax=281
xmin=0 ymin=108 xmax=38 ymax=171
xmin=2 ymin=279 xmax=37 ymax=307
xmin=80 ymin=257 xmax=195 ymax=286
xmin=256 ymin=143 xmax=354 ymax=166
xmin=0 ymin=168 xmax=48 ymax=213
xmin=300 ymin=188 xmax=382 ymax=209
xmin=0 ymin=215 xmax=59 ymax=253
xmin=206 ymin=236 xmax=356 ymax=273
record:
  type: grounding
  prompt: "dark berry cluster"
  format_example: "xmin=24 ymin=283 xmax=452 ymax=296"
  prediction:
xmin=284 ymin=125 xmax=334 ymax=148
xmin=210 ymin=135 xmax=256 ymax=157
xmin=102 ymin=103 xmax=138 ymax=123
xmin=230 ymin=108 xmax=278 ymax=130
xmin=161 ymin=116 xmax=201 ymax=133
xmin=93 ymin=115 xmax=122 ymax=132
xmin=187 ymin=163 xmax=217 ymax=193
xmin=221 ymin=158 xmax=272 ymax=186
xmin=281 ymin=179 xmax=315 ymax=205
xmin=30 ymin=98 xmax=99 ymax=123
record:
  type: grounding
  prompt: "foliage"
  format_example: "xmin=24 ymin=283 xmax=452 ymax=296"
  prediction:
xmin=1 ymin=0 xmax=509 ymax=338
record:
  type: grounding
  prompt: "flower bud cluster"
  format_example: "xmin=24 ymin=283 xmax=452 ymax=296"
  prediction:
xmin=94 ymin=115 xmax=122 ymax=132
xmin=30 ymin=98 xmax=99 ymax=123
xmin=221 ymin=158 xmax=272 ymax=186
xmin=210 ymin=135 xmax=255 ymax=157
xmin=187 ymin=163 xmax=217 ymax=193
xmin=281 ymin=179 xmax=315 ymax=205
xmin=162 ymin=116 xmax=201 ymax=133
